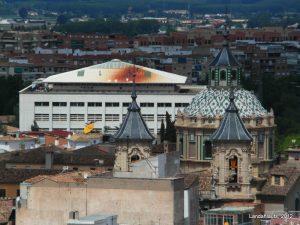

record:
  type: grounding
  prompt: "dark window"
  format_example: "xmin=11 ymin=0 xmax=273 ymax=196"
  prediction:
xmin=220 ymin=70 xmax=226 ymax=80
xmin=295 ymin=198 xmax=300 ymax=211
xmin=105 ymin=102 xmax=119 ymax=107
xmin=17 ymin=189 xmax=20 ymax=196
xmin=158 ymin=103 xmax=172 ymax=107
xmin=70 ymin=102 xmax=84 ymax=107
xmin=131 ymin=155 xmax=140 ymax=162
xmin=211 ymin=70 xmax=216 ymax=80
xmin=88 ymin=102 xmax=102 ymax=107
xmin=140 ymin=103 xmax=154 ymax=107
xmin=122 ymin=102 xmax=130 ymax=107
xmin=35 ymin=102 xmax=49 ymax=107
xmin=204 ymin=140 xmax=212 ymax=159
xmin=175 ymin=103 xmax=189 ymax=107
xmin=0 ymin=189 xmax=6 ymax=197
xmin=231 ymin=70 xmax=237 ymax=80
xmin=53 ymin=102 xmax=67 ymax=107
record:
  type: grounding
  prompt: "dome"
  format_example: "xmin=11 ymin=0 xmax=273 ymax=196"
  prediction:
xmin=184 ymin=88 xmax=267 ymax=118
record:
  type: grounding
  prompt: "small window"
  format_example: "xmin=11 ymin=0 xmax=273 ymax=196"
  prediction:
xmin=105 ymin=102 xmax=119 ymax=107
xmin=122 ymin=102 xmax=130 ymax=107
xmin=53 ymin=102 xmax=67 ymax=107
xmin=274 ymin=175 xmax=281 ymax=185
xmin=77 ymin=70 xmax=85 ymax=77
xmin=70 ymin=102 xmax=84 ymax=107
xmin=0 ymin=189 xmax=6 ymax=197
xmin=88 ymin=102 xmax=102 ymax=107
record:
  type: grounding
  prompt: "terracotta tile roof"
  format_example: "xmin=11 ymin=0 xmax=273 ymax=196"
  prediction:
xmin=68 ymin=133 xmax=103 ymax=142
xmin=0 ymin=198 xmax=14 ymax=223
xmin=5 ymin=125 xmax=19 ymax=133
xmin=178 ymin=173 xmax=199 ymax=189
xmin=258 ymin=165 xmax=300 ymax=197
xmin=0 ymin=168 xmax=60 ymax=184
xmin=198 ymin=170 xmax=213 ymax=191
xmin=7 ymin=144 xmax=115 ymax=167
xmin=0 ymin=135 xmax=36 ymax=141
xmin=46 ymin=129 xmax=72 ymax=138
xmin=25 ymin=170 xmax=102 ymax=184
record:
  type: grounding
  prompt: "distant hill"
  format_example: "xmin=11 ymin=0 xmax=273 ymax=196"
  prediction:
xmin=5 ymin=0 xmax=300 ymax=16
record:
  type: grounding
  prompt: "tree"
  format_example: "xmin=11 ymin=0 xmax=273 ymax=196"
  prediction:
xmin=31 ymin=120 xmax=39 ymax=131
xmin=165 ymin=111 xmax=176 ymax=143
xmin=160 ymin=119 xmax=165 ymax=143
xmin=18 ymin=7 xmax=28 ymax=19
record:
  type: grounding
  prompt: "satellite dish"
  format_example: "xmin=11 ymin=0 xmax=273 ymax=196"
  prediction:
xmin=83 ymin=122 xmax=94 ymax=134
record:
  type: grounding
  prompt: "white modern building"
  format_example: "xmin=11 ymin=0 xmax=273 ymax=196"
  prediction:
xmin=19 ymin=59 xmax=204 ymax=135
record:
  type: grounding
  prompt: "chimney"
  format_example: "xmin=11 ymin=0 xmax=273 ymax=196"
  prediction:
xmin=45 ymin=151 xmax=54 ymax=169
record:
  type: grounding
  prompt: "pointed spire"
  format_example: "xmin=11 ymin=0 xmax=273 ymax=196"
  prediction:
xmin=211 ymin=89 xmax=253 ymax=142
xmin=114 ymin=66 xmax=154 ymax=141
xmin=131 ymin=68 xmax=137 ymax=101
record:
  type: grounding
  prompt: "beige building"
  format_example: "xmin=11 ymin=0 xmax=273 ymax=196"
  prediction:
xmin=17 ymin=172 xmax=185 ymax=225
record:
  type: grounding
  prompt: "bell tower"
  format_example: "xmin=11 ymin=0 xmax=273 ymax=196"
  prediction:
xmin=208 ymin=17 xmax=242 ymax=88
xmin=211 ymin=89 xmax=253 ymax=199
xmin=113 ymin=73 xmax=154 ymax=172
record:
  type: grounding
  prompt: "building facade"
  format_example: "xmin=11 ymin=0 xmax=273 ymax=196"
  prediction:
xmin=19 ymin=59 xmax=204 ymax=134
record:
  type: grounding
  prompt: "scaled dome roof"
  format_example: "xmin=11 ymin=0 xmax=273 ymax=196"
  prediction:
xmin=184 ymin=88 xmax=267 ymax=118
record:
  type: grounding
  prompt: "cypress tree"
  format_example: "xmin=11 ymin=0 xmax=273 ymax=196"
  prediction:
xmin=160 ymin=119 xmax=165 ymax=143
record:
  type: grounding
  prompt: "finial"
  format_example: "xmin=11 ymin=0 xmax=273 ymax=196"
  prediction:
xmin=229 ymin=84 xmax=234 ymax=102
xmin=131 ymin=67 xmax=137 ymax=101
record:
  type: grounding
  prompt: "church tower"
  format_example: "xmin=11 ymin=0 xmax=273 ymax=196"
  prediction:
xmin=210 ymin=89 xmax=253 ymax=199
xmin=208 ymin=24 xmax=242 ymax=88
xmin=113 ymin=77 xmax=154 ymax=172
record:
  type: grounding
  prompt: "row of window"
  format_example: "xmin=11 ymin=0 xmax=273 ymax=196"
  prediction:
xmin=35 ymin=114 xmax=172 ymax=122
xmin=35 ymin=101 xmax=189 ymax=108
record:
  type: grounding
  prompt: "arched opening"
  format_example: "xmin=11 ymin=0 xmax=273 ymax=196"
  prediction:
xmin=229 ymin=156 xmax=238 ymax=183
xmin=131 ymin=155 xmax=140 ymax=162
xmin=220 ymin=70 xmax=226 ymax=80
xmin=231 ymin=70 xmax=237 ymax=80
xmin=204 ymin=140 xmax=212 ymax=159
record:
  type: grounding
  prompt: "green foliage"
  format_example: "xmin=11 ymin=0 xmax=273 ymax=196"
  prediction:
xmin=31 ymin=120 xmax=39 ymax=131
xmin=0 ymin=76 xmax=24 ymax=116
xmin=165 ymin=111 xmax=176 ymax=143
xmin=54 ymin=19 xmax=160 ymax=36
xmin=0 ymin=125 xmax=7 ymax=135
xmin=7 ymin=0 xmax=300 ymax=17
xmin=244 ymin=74 xmax=300 ymax=153
xmin=278 ymin=134 xmax=300 ymax=153
xmin=160 ymin=120 xmax=165 ymax=143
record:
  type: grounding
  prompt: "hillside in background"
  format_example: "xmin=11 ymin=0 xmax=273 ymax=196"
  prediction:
xmin=3 ymin=0 xmax=300 ymax=17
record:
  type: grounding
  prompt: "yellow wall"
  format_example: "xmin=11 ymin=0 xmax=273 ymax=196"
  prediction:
xmin=0 ymin=183 xmax=20 ymax=198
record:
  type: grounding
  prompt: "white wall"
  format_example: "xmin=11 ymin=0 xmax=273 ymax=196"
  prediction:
xmin=20 ymin=92 xmax=194 ymax=135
